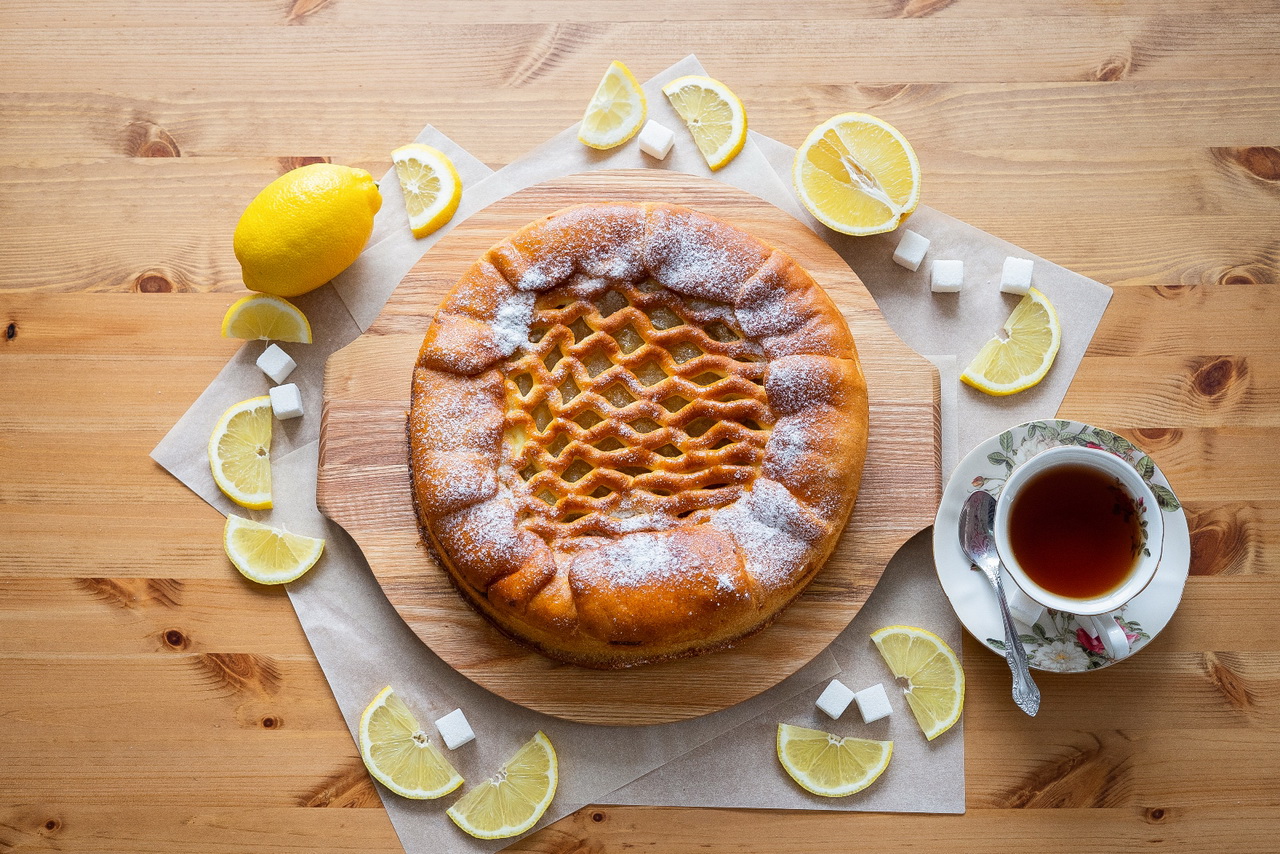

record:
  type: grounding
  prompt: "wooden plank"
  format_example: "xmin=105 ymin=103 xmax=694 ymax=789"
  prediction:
xmin=2 ymin=1 xmax=1264 ymax=28
xmin=2 ymin=82 xmax=1277 ymax=166
xmin=2 ymin=20 xmax=1278 ymax=95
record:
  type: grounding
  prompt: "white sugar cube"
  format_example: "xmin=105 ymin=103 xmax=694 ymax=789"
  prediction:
xmin=930 ymin=259 xmax=965 ymax=293
xmin=1000 ymin=257 xmax=1035 ymax=295
xmin=1005 ymin=582 xmax=1046 ymax=628
xmin=256 ymin=344 xmax=297 ymax=384
xmin=854 ymin=683 xmax=893 ymax=724
xmin=434 ymin=708 xmax=474 ymax=750
xmin=815 ymin=678 xmax=856 ymax=719
xmin=892 ymin=229 xmax=930 ymax=271
xmin=638 ymin=120 xmax=675 ymax=160
xmin=268 ymin=383 xmax=304 ymax=420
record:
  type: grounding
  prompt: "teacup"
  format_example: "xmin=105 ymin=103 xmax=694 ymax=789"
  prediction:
xmin=994 ymin=445 xmax=1164 ymax=658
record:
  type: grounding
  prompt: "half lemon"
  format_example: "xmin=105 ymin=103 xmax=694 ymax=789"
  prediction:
xmin=446 ymin=731 xmax=558 ymax=839
xmin=208 ymin=396 xmax=273 ymax=509
xmin=662 ymin=75 xmax=747 ymax=171
xmin=776 ymin=723 xmax=893 ymax=797
xmin=391 ymin=143 xmax=462 ymax=239
xmin=871 ymin=625 xmax=965 ymax=741
xmin=223 ymin=515 xmax=324 ymax=585
xmin=793 ymin=112 xmax=921 ymax=236
xmin=960 ymin=287 xmax=1062 ymax=396
xmin=358 ymin=686 xmax=464 ymax=800
xmin=578 ymin=60 xmax=647 ymax=150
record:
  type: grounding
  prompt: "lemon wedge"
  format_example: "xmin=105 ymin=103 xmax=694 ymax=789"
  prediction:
xmin=447 ymin=731 xmax=558 ymax=839
xmin=871 ymin=625 xmax=964 ymax=741
xmin=578 ymin=61 xmax=647 ymax=150
xmin=223 ymin=515 xmax=324 ymax=585
xmin=961 ymin=287 xmax=1062 ymax=396
xmin=793 ymin=112 xmax=921 ymax=236
xmin=358 ymin=686 xmax=463 ymax=800
xmin=776 ymin=723 xmax=893 ymax=797
xmin=208 ymin=396 xmax=273 ymax=509
xmin=391 ymin=143 xmax=462 ymax=239
xmin=220 ymin=294 xmax=313 ymax=343
xmin=662 ymin=75 xmax=747 ymax=171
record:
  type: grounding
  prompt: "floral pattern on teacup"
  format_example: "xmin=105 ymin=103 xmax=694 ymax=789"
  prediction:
xmin=967 ymin=420 xmax=1178 ymax=670
xmin=988 ymin=609 xmax=1150 ymax=671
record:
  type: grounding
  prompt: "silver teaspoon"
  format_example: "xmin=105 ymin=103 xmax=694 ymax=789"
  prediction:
xmin=959 ymin=490 xmax=1041 ymax=716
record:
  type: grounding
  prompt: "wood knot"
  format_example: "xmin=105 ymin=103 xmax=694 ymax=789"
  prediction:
xmin=1217 ymin=146 xmax=1280 ymax=182
xmin=194 ymin=652 xmax=282 ymax=697
xmin=1128 ymin=428 xmax=1180 ymax=451
xmin=5 ymin=321 xmax=15 ymax=341
xmin=1000 ymin=731 xmax=1133 ymax=808
xmin=1152 ymin=284 xmax=1190 ymax=300
xmin=135 ymin=273 xmax=174 ymax=293
xmin=42 ymin=817 xmax=62 ymax=834
xmin=1093 ymin=54 xmax=1132 ymax=81
xmin=1202 ymin=651 xmax=1255 ymax=712
xmin=124 ymin=121 xmax=180 ymax=157
xmin=1216 ymin=264 xmax=1261 ymax=286
xmin=1188 ymin=355 xmax=1247 ymax=400
xmin=854 ymin=83 xmax=910 ymax=104
xmin=591 ymin=811 xmax=606 ymax=823
xmin=1188 ymin=503 xmax=1252 ymax=576
xmin=894 ymin=0 xmax=957 ymax=17
xmin=162 ymin=628 xmax=189 ymax=650
xmin=260 ymin=715 xmax=281 ymax=729
xmin=299 ymin=763 xmax=382 ymax=808
xmin=1145 ymin=807 xmax=1168 ymax=823
xmin=286 ymin=0 xmax=331 ymax=23
xmin=278 ymin=155 xmax=331 ymax=173
xmin=506 ymin=23 xmax=597 ymax=88
xmin=79 ymin=577 xmax=184 ymax=609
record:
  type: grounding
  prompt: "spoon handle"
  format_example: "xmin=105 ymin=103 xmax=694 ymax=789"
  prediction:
xmin=990 ymin=567 xmax=1041 ymax=716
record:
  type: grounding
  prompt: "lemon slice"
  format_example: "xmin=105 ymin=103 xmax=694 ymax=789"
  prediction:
xmin=961 ymin=287 xmax=1062 ymax=396
xmin=220 ymin=294 xmax=313 ymax=343
xmin=661 ymin=75 xmax=747 ymax=171
xmin=208 ymin=396 xmax=273 ymax=509
xmin=223 ymin=515 xmax=324 ymax=585
xmin=447 ymin=731 xmax=557 ymax=839
xmin=776 ymin=723 xmax=893 ymax=797
xmin=793 ymin=112 xmax=921 ymax=236
xmin=358 ymin=686 xmax=464 ymax=800
xmin=578 ymin=60 xmax=647 ymax=150
xmin=871 ymin=625 xmax=965 ymax=741
xmin=391 ymin=143 xmax=462 ymax=239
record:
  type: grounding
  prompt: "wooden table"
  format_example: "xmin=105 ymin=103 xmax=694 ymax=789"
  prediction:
xmin=2 ymin=3 xmax=1277 ymax=851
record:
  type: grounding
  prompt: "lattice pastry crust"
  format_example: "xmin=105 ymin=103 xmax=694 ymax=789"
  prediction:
xmin=409 ymin=202 xmax=868 ymax=668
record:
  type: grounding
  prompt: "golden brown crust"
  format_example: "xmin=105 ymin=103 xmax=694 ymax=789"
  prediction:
xmin=409 ymin=202 xmax=868 ymax=668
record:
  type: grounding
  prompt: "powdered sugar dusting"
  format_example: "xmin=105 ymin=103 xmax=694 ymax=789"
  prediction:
xmin=594 ymin=532 xmax=685 ymax=588
xmin=491 ymin=291 xmax=536 ymax=356
xmin=763 ymin=416 xmax=813 ymax=472
xmin=441 ymin=487 xmax=528 ymax=565
xmin=710 ymin=478 xmax=826 ymax=588
xmin=765 ymin=356 xmax=840 ymax=415
xmin=644 ymin=207 xmax=767 ymax=303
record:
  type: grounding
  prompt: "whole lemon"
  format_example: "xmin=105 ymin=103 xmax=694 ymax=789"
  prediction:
xmin=233 ymin=163 xmax=382 ymax=298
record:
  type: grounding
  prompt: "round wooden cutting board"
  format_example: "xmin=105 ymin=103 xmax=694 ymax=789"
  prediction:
xmin=317 ymin=169 xmax=939 ymax=726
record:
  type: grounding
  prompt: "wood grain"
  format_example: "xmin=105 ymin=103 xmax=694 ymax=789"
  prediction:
xmin=316 ymin=170 xmax=939 ymax=725
xmin=3 ymin=3 xmax=1280 ymax=851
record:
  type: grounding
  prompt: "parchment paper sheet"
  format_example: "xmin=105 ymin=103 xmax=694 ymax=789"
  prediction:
xmin=152 ymin=54 xmax=1115 ymax=850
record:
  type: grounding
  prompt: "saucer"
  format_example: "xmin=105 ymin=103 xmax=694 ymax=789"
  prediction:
xmin=932 ymin=419 xmax=1189 ymax=673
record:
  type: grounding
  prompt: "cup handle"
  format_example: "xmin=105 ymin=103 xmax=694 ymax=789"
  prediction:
xmin=1087 ymin=615 xmax=1131 ymax=659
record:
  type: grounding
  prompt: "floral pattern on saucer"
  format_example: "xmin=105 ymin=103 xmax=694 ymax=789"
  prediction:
xmin=933 ymin=419 xmax=1190 ymax=673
